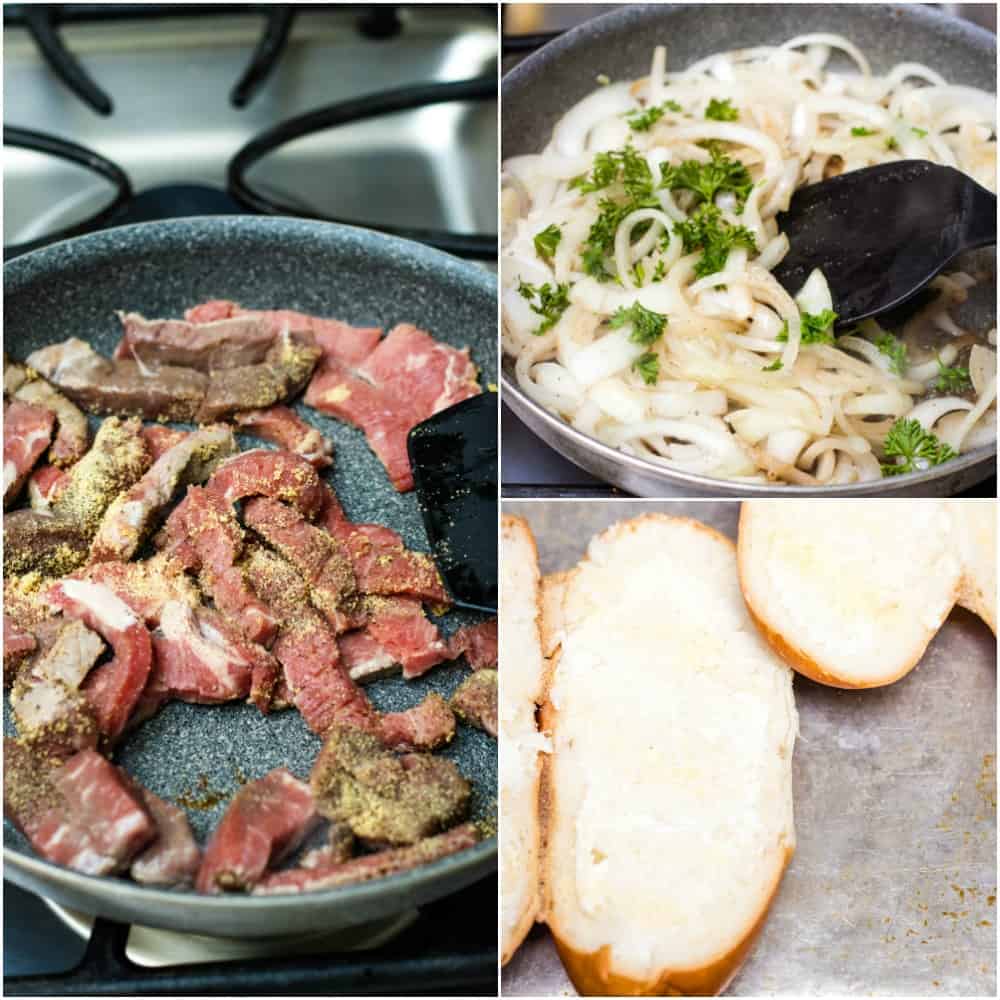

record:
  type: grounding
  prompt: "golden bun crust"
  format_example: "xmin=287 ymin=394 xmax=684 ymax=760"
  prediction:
xmin=551 ymin=846 xmax=793 ymax=997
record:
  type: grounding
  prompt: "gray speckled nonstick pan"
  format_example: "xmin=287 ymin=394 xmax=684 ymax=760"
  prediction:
xmin=2 ymin=216 xmax=497 ymax=938
xmin=502 ymin=3 xmax=997 ymax=497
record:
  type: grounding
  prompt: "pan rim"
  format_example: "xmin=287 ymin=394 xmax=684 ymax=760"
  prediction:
xmin=3 ymin=213 xmax=497 ymax=914
xmin=500 ymin=2 xmax=996 ymax=497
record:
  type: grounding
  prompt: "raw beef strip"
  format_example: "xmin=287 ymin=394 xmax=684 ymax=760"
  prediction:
xmin=450 ymin=669 xmax=497 ymax=737
xmin=364 ymin=597 xmax=449 ymax=679
xmin=11 ymin=377 xmax=90 ymax=467
xmin=310 ymin=724 xmax=469 ymax=845
xmin=27 ymin=338 xmax=209 ymax=422
xmin=48 ymin=579 xmax=153 ymax=743
xmin=246 ymin=548 xmax=377 ymax=737
xmin=326 ymin=520 xmax=450 ymax=606
xmin=3 ymin=510 xmax=91 ymax=578
xmin=73 ymin=552 xmax=201 ymax=627
xmin=115 ymin=311 xmax=275 ymax=370
xmin=164 ymin=487 xmax=277 ymax=645
xmin=4 ymin=615 xmax=37 ymax=686
xmin=195 ymin=331 xmax=321 ymax=423
xmin=205 ymin=448 xmax=324 ymax=517
xmin=255 ymin=823 xmax=477 ymax=895
xmin=4 ymin=400 xmax=55 ymax=508
xmin=128 ymin=785 xmax=202 ymax=887
xmin=447 ymin=620 xmax=497 ymax=669
xmin=27 ymin=464 xmax=69 ymax=511
xmin=339 ymin=629 xmax=397 ymax=683
xmin=4 ymin=742 xmax=155 ymax=875
xmin=184 ymin=301 xmax=382 ymax=368
xmin=51 ymin=416 xmax=151 ymax=537
xmin=90 ymin=425 xmax=236 ymax=563
xmin=144 ymin=602 xmax=277 ymax=716
xmin=234 ymin=406 xmax=333 ymax=469
xmin=379 ymin=692 xmax=456 ymax=752
xmin=242 ymin=497 xmax=356 ymax=633
xmin=196 ymin=768 xmax=319 ymax=893
xmin=9 ymin=618 xmax=104 ymax=759
xmin=305 ymin=324 xmax=479 ymax=491
xmin=140 ymin=425 xmax=189 ymax=461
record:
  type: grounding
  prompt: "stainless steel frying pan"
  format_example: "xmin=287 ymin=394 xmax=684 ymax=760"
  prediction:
xmin=3 ymin=216 xmax=497 ymax=938
xmin=501 ymin=3 xmax=997 ymax=497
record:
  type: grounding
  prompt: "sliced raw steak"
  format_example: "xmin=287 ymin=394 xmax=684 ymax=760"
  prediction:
xmin=115 ymin=311 xmax=275 ymax=370
xmin=450 ymin=669 xmax=497 ymax=737
xmin=140 ymin=425 xmax=189 ymax=461
xmin=447 ymin=620 xmax=497 ymax=669
xmin=27 ymin=464 xmax=69 ymax=511
xmin=310 ymin=724 xmax=469 ymax=845
xmin=255 ymin=823 xmax=477 ymax=895
xmin=12 ymin=377 xmax=90 ymax=467
xmin=364 ymin=597 xmax=449 ymax=679
xmin=196 ymin=768 xmax=319 ymax=893
xmin=3 ymin=510 xmax=91 ymax=578
xmin=90 ymin=425 xmax=236 ymax=563
xmin=379 ymin=691 xmax=456 ymax=752
xmin=305 ymin=324 xmax=479 ymax=491
xmin=184 ymin=301 xmax=382 ymax=367
xmin=234 ymin=406 xmax=333 ymax=469
xmin=164 ymin=487 xmax=277 ymax=646
xmin=205 ymin=448 xmax=324 ymax=517
xmin=27 ymin=338 xmax=208 ymax=422
xmin=48 ymin=579 xmax=153 ymax=743
xmin=4 ymin=400 xmax=55 ymax=508
xmin=129 ymin=785 xmax=202 ymax=887
xmin=4 ymin=742 xmax=155 ymax=875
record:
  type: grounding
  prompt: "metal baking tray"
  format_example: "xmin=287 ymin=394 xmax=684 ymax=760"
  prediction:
xmin=501 ymin=500 xmax=996 ymax=996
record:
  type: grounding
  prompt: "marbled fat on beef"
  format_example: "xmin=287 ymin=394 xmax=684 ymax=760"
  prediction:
xmin=3 ymin=400 xmax=55 ymax=509
xmin=4 ymin=743 xmax=155 ymax=876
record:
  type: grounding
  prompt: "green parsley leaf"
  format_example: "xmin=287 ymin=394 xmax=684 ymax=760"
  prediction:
xmin=885 ymin=136 xmax=899 ymax=151
xmin=851 ymin=126 xmax=875 ymax=137
xmin=660 ymin=148 xmax=754 ymax=212
xmin=911 ymin=126 xmax=928 ymax=138
xmin=705 ymin=97 xmax=738 ymax=121
xmin=608 ymin=301 xmax=668 ymax=347
xmin=626 ymin=100 xmax=681 ymax=131
xmin=776 ymin=309 xmax=838 ymax=346
xmin=632 ymin=260 xmax=645 ymax=285
xmin=517 ymin=279 xmax=571 ymax=335
xmin=881 ymin=418 xmax=957 ymax=476
xmin=762 ymin=357 xmax=783 ymax=372
xmin=673 ymin=204 xmax=757 ymax=278
xmin=633 ymin=351 xmax=660 ymax=385
xmin=933 ymin=357 xmax=972 ymax=393
xmin=874 ymin=332 xmax=908 ymax=375
xmin=533 ymin=224 xmax=562 ymax=262
xmin=652 ymin=259 xmax=667 ymax=283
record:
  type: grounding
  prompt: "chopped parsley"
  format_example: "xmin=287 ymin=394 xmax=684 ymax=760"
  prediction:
xmin=762 ymin=357 xmax=783 ymax=372
xmin=626 ymin=99 xmax=681 ymax=131
xmin=851 ymin=126 xmax=875 ymax=137
xmin=885 ymin=136 xmax=899 ymax=151
xmin=517 ymin=279 xmax=571 ymax=335
xmin=933 ymin=357 xmax=972 ymax=393
xmin=573 ymin=146 xmax=661 ymax=279
xmin=660 ymin=147 xmax=754 ymax=212
xmin=912 ymin=126 xmax=928 ymax=138
xmin=608 ymin=301 xmax=668 ymax=347
xmin=631 ymin=260 xmax=645 ymax=285
xmin=533 ymin=224 xmax=562 ymax=261
xmin=705 ymin=97 xmax=739 ymax=121
xmin=776 ymin=309 xmax=839 ymax=346
xmin=633 ymin=351 xmax=660 ymax=385
xmin=673 ymin=204 xmax=757 ymax=278
xmin=652 ymin=259 xmax=667 ymax=283
xmin=881 ymin=418 xmax=956 ymax=476
xmin=874 ymin=332 xmax=908 ymax=375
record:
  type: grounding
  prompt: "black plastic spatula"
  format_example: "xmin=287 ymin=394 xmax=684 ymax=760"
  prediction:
xmin=772 ymin=160 xmax=996 ymax=325
xmin=408 ymin=392 xmax=497 ymax=613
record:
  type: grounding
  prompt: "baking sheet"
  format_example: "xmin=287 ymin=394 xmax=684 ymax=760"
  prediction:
xmin=501 ymin=500 xmax=996 ymax=997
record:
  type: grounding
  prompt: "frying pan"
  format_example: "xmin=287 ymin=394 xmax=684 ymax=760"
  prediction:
xmin=501 ymin=3 xmax=997 ymax=497
xmin=2 ymin=215 xmax=497 ymax=938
